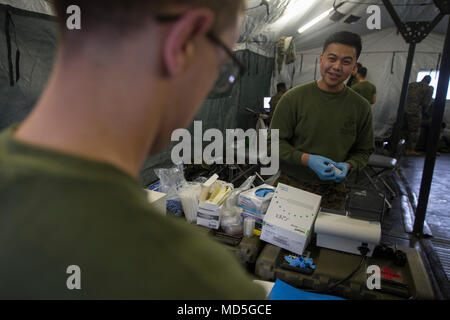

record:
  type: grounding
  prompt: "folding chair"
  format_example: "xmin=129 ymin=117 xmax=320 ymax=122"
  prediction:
xmin=360 ymin=139 xmax=406 ymax=209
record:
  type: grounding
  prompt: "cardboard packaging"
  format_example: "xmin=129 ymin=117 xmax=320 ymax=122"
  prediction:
xmin=238 ymin=184 xmax=276 ymax=216
xmin=196 ymin=180 xmax=232 ymax=230
xmin=197 ymin=202 xmax=222 ymax=229
xmin=260 ymin=183 xmax=321 ymax=255
xmin=145 ymin=189 xmax=167 ymax=216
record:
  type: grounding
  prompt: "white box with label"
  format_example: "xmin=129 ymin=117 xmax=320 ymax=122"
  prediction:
xmin=260 ymin=183 xmax=321 ymax=255
xmin=196 ymin=202 xmax=222 ymax=230
xmin=237 ymin=184 xmax=276 ymax=216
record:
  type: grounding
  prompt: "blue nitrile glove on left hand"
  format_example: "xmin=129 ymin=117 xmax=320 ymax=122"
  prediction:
xmin=307 ymin=155 xmax=337 ymax=181
xmin=333 ymin=162 xmax=350 ymax=183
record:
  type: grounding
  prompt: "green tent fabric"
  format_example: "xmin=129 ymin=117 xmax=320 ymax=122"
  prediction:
xmin=140 ymin=50 xmax=274 ymax=186
xmin=0 ymin=4 xmax=57 ymax=129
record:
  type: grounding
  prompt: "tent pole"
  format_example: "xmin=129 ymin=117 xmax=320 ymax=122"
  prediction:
xmin=382 ymin=0 xmax=444 ymax=156
xmin=382 ymin=0 xmax=415 ymax=155
xmin=413 ymin=18 xmax=450 ymax=236
xmin=389 ymin=43 xmax=416 ymax=156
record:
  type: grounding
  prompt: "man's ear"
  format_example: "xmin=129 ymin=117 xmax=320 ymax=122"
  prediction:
xmin=352 ymin=62 xmax=358 ymax=75
xmin=163 ymin=9 xmax=215 ymax=76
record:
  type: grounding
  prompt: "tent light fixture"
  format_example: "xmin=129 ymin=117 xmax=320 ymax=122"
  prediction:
xmin=330 ymin=10 xmax=346 ymax=22
xmin=344 ymin=14 xmax=362 ymax=24
xmin=297 ymin=8 xmax=333 ymax=34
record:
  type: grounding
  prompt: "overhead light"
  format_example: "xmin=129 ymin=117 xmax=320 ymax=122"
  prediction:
xmin=298 ymin=8 xmax=333 ymax=34
xmin=344 ymin=14 xmax=362 ymax=24
xmin=273 ymin=0 xmax=316 ymax=29
xmin=329 ymin=10 xmax=346 ymax=22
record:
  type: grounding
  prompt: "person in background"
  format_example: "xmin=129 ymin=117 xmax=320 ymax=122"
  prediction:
xmin=346 ymin=62 xmax=363 ymax=87
xmin=270 ymin=32 xmax=374 ymax=210
xmin=402 ymin=75 xmax=434 ymax=156
xmin=269 ymin=82 xmax=287 ymax=117
xmin=416 ymin=102 xmax=446 ymax=156
xmin=0 ymin=0 xmax=265 ymax=299
xmin=351 ymin=66 xmax=377 ymax=105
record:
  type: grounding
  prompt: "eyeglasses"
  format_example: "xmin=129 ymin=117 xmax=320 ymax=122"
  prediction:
xmin=155 ymin=14 xmax=246 ymax=94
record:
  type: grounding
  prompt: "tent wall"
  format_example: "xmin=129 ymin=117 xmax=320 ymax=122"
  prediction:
xmin=271 ymin=28 xmax=450 ymax=139
xmin=140 ymin=50 xmax=274 ymax=186
xmin=0 ymin=0 xmax=54 ymax=15
xmin=0 ymin=4 xmax=57 ymax=129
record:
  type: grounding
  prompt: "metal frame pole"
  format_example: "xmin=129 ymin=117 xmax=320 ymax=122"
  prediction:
xmin=382 ymin=0 xmax=416 ymax=155
xmin=382 ymin=0 xmax=444 ymax=156
xmin=414 ymin=18 xmax=450 ymax=236
xmin=390 ymin=43 xmax=416 ymax=155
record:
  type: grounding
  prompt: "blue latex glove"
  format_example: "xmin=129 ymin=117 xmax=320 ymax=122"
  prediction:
xmin=284 ymin=255 xmax=316 ymax=270
xmin=307 ymin=155 xmax=337 ymax=181
xmin=333 ymin=162 xmax=350 ymax=183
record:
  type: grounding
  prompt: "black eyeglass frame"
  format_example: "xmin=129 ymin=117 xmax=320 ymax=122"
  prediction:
xmin=154 ymin=14 xmax=246 ymax=79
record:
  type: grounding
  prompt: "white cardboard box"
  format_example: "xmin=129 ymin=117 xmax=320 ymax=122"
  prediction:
xmin=260 ymin=183 xmax=321 ymax=255
xmin=237 ymin=184 xmax=276 ymax=216
xmin=196 ymin=202 xmax=222 ymax=229
xmin=145 ymin=189 xmax=167 ymax=216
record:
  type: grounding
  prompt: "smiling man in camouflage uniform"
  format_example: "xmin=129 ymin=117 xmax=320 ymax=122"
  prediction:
xmin=270 ymin=32 xmax=374 ymax=211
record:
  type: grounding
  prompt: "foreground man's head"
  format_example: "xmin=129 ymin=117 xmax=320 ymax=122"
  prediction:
xmin=16 ymin=0 xmax=245 ymax=176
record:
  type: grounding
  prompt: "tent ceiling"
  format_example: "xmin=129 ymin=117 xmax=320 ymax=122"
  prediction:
xmin=242 ymin=0 xmax=449 ymax=52
xmin=1 ymin=0 xmax=448 ymax=53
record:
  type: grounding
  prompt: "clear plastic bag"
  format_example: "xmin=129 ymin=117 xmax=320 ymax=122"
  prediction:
xmin=221 ymin=175 xmax=256 ymax=235
xmin=154 ymin=163 xmax=187 ymax=216
xmin=224 ymin=175 xmax=256 ymax=209
xmin=221 ymin=206 xmax=243 ymax=236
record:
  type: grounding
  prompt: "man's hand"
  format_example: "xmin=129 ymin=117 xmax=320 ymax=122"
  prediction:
xmin=303 ymin=154 xmax=337 ymax=181
xmin=333 ymin=162 xmax=350 ymax=183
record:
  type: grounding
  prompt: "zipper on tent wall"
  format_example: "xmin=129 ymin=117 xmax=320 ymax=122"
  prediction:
xmin=292 ymin=54 xmax=303 ymax=89
xmin=314 ymin=57 xmax=318 ymax=81
xmin=391 ymin=52 xmax=396 ymax=74
xmin=4 ymin=6 xmax=21 ymax=86
xmin=273 ymin=44 xmax=277 ymax=77
xmin=247 ymin=50 xmax=251 ymax=76
xmin=299 ymin=54 xmax=303 ymax=74
xmin=256 ymin=54 xmax=259 ymax=75
xmin=436 ymin=53 xmax=442 ymax=72
xmin=291 ymin=63 xmax=295 ymax=89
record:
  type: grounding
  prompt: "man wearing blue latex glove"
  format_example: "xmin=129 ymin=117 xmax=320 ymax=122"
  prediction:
xmin=270 ymin=31 xmax=374 ymax=210
xmin=306 ymin=154 xmax=338 ymax=181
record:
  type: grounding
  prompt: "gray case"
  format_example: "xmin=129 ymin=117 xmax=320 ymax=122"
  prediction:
xmin=256 ymin=244 xmax=435 ymax=300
